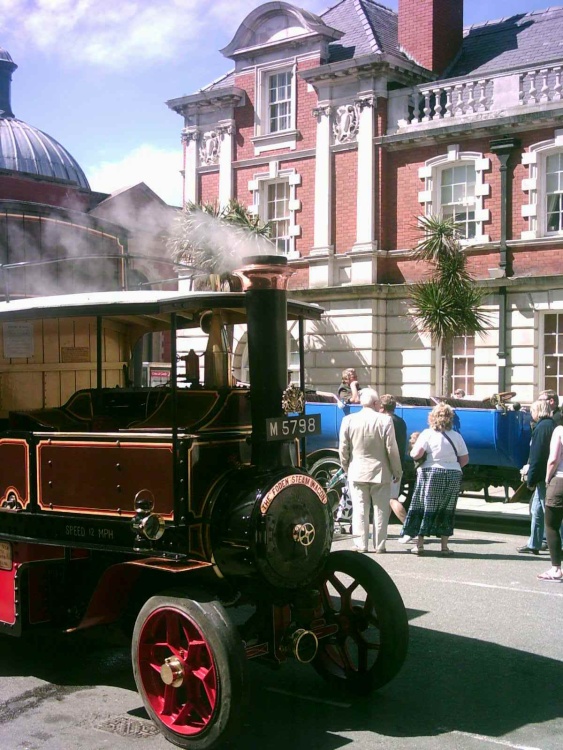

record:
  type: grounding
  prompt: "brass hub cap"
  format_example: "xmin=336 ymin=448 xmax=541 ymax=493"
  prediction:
xmin=292 ymin=522 xmax=315 ymax=546
xmin=160 ymin=656 xmax=184 ymax=688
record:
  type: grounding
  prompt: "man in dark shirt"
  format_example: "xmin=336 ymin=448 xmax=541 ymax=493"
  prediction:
xmin=379 ymin=394 xmax=408 ymax=527
xmin=539 ymin=389 xmax=563 ymax=427
xmin=517 ymin=399 xmax=555 ymax=554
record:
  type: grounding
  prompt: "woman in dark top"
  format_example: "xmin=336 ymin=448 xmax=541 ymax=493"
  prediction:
xmin=517 ymin=400 xmax=554 ymax=555
xmin=338 ymin=368 xmax=360 ymax=404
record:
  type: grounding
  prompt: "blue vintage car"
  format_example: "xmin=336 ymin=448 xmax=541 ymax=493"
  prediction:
xmin=304 ymin=393 xmax=532 ymax=506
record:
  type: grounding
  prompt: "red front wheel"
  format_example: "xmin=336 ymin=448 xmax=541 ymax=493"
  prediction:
xmin=132 ymin=594 xmax=246 ymax=750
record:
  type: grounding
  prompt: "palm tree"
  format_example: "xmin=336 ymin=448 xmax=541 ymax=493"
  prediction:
xmin=409 ymin=215 xmax=490 ymax=396
xmin=167 ymin=200 xmax=273 ymax=291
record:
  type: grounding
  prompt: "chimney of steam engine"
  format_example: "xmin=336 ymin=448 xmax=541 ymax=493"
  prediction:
xmin=234 ymin=255 xmax=294 ymax=469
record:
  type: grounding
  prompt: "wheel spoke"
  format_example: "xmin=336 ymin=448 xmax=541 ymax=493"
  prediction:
xmin=313 ymin=551 xmax=409 ymax=692
xmin=161 ymin=684 xmax=179 ymax=716
xmin=135 ymin=603 xmax=224 ymax=738
xmin=165 ymin=612 xmax=182 ymax=649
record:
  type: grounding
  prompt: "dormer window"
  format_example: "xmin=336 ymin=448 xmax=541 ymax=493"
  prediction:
xmin=268 ymin=71 xmax=292 ymax=133
xmin=252 ymin=61 xmax=298 ymax=155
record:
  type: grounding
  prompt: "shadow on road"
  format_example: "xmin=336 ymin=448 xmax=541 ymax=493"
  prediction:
xmin=0 ymin=618 xmax=560 ymax=748
xmin=230 ymin=618 xmax=562 ymax=749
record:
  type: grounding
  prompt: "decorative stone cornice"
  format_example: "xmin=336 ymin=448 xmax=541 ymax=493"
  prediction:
xmin=354 ymin=95 xmax=376 ymax=111
xmin=216 ymin=120 xmax=235 ymax=137
xmin=312 ymin=105 xmax=332 ymax=121
xmin=167 ymin=87 xmax=246 ymax=116
xmin=181 ymin=128 xmax=200 ymax=144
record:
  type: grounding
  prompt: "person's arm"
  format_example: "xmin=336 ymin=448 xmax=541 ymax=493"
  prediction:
xmin=348 ymin=380 xmax=360 ymax=403
xmin=384 ymin=419 xmax=402 ymax=480
xmin=409 ymin=431 xmax=427 ymax=461
xmin=546 ymin=427 xmax=563 ymax=484
xmin=455 ymin=433 xmax=469 ymax=468
xmin=457 ymin=453 xmax=469 ymax=468
xmin=338 ymin=418 xmax=351 ymax=474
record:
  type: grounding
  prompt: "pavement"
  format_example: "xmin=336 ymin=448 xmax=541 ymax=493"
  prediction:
xmin=432 ymin=487 xmax=530 ymax=535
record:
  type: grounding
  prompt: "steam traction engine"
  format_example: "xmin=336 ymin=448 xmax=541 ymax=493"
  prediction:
xmin=0 ymin=256 xmax=408 ymax=749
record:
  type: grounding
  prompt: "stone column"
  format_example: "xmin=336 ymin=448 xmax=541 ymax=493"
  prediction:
xmin=309 ymin=104 xmax=333 ymax=288
xmin=181 ymin=127 xmax=200 ymax=205
xmin=312 ymin=104 xmax=332 ymax=255
xmin=217 ymin=119 xmax=235 ymax=209
xmin=353 ymin=94 xmax=376 ymax=254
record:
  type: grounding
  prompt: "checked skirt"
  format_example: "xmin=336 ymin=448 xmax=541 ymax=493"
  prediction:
xmin=402 ymin=467 xmax=462 ymax=538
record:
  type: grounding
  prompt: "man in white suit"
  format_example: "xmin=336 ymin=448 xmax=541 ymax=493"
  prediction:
xmin=338 ymin=388 xmax=403 ymax=553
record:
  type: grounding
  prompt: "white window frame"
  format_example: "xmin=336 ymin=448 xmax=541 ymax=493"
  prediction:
xmin=541 ymin=310 xmax=563 ymax=395
xmin=253 ymin=60 xmax=298 ymax=155
xmin=418 ymin=145 xmax=490 ymax=244
xmin=264 ymin=178 xmax=292 ymax=255
xmin=248 ymin=166 xmax=301 ymax=258
xmin=521 ymin=130 xmax=563 ymax=239
xmin=439 ymin=334 xmax=475 ymax=396
xmin=438 ymin=162 xmax=478 ymax=240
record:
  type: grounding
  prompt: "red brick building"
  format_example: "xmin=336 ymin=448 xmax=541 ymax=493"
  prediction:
xmin=168 ymin=0 xmax=563 ymax=403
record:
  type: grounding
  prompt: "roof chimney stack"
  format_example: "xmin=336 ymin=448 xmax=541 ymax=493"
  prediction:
xmin=398 ymin=0 xmax=463 ymax=75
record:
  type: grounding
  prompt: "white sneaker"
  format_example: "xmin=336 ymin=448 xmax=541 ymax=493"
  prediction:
xmin=398 ymin=535 xmax=413 ymax=544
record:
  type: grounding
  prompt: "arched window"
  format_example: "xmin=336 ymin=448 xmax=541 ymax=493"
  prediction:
xmin=418 ymin=145 xmax=490 ymax=242
xmin=522 ymin=131 xmax=563 ymax=238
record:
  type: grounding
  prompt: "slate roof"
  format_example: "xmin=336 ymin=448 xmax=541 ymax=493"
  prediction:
xmin=201 ymin=2 xmax=563 ymax=94
xmin=447 ymin=6 xmax=563 ymax=78
xmin=202 ymin=70 xmax=236 ymax=93
xmin=323 ymin=0 xmax=401 ymax=63
xmin=204 ymin=0 xmax=403 ymax=92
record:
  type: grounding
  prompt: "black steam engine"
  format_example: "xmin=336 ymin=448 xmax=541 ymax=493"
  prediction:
xmin=0 ymin=255 xmax=408 ymax=749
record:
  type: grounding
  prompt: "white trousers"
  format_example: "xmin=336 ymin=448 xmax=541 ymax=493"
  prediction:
xmin=349 ymin=481 xmax=392 ymax=551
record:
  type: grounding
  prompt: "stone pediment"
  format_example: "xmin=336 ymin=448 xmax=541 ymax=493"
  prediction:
xmin=220 ymin=1 xmax=343 ymax=60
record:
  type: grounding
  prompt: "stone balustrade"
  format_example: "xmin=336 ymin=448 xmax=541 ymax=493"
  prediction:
xmin=520 ymin=64 xmax=563 ymax=105
xmin=407 ymin=79 xmax=494 ymax=124
xmin=390 ymin=64 xmax=563 ymax=133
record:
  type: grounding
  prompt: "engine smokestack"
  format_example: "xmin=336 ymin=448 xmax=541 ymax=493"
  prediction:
xmin=234 ymin=255 xmax=294 ymax=468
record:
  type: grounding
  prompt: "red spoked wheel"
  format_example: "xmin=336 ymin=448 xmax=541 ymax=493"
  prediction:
xmin=312 ymin=551 xmax=409 ymax=694
xmin=132 ymin=594 xmax=246 ymax=750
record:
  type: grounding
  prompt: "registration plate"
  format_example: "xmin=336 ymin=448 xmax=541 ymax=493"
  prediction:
xmin=265 ymin=414 xmax=321 ymax=441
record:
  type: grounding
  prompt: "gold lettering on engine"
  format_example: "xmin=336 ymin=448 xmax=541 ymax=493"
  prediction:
xmin=260 ymin=474 xmax=327 ymax=514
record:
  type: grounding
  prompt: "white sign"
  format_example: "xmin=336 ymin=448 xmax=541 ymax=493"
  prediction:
xmin=3 ymin=322 xmax=34 ymax=359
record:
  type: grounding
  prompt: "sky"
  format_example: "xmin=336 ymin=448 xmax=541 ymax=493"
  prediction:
xmin=1 ymin=0 xmax=557 ymax=207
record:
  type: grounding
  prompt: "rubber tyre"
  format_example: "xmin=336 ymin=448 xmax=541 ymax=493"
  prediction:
xmin=313 ymin=550 xmax=409 ymax=694
xmin=132 ymin=593 xmax=246 ymax=750
xmin=309 ymin=455 xmax=344 ymax=513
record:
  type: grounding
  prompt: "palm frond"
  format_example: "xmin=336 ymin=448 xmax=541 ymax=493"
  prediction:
xmin=412 ymin=215 xmax=461 ymax=263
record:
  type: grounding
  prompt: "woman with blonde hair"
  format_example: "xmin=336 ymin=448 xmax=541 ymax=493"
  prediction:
xmin=401 ymin=402 xmax=469 ymax=555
